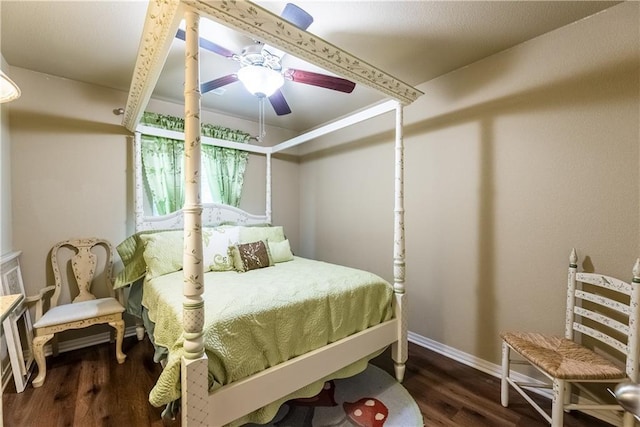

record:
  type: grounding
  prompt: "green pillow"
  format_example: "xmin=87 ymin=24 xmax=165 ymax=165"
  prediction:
xmin=114 ymin=229 xmax=172 ymax=288
xmin=138 ymin=227 xmax=242 ymax=280
xmin=117 ymin=225 xmax=277 ymax=283
xmin=140 ymin=231 xmax=184 ymax=279
xmin=268 ymin=239 xmax=294 ymax=263
xmin=238 ymin=226 xmax=285 ymax=244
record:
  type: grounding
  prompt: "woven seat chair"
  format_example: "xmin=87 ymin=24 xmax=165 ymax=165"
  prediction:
xmin=500 ymin=249 xmax=640 ymax=426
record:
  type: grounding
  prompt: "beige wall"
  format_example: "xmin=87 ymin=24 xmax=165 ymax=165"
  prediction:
xmin=1 ymin=56 xmax=13 ymax=255
xmin=7 ymin=68 xmax=299 ymax=334
xmin=298 ymin=1 xmax=639 ymax=366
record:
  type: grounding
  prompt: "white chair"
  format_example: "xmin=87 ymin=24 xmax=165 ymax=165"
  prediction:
xmin=501 ymin=249 xmax=640 ymax=426
xmin=27 ymin=238 xmax=126 ymax=388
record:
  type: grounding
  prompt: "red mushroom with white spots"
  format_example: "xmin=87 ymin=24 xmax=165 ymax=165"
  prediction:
xmin=343 ymin=397 xmax=389 ymax=427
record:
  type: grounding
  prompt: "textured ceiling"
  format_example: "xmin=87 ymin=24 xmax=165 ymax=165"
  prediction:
xmin=1 ymin=1 xmax=620 ymax=132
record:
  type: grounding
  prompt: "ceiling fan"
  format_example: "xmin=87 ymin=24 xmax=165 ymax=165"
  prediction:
xmin=175 ymin=3 xmax=356 ymax=116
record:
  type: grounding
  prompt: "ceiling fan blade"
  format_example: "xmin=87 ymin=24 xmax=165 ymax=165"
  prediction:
xmin=175 ymin=29 xmax=236 ymax=58
xmin=285 ymin=69 xmax=356 ymax=93
xmin=281 ymin=3 xmax=314 ymax=30
xmin=268 ymin=90 xmax=292 ymax=116
xmin=201 ymin=74 xmax=238 ymax=94
xmin=261 ymin=3 xmax=314 ymax=58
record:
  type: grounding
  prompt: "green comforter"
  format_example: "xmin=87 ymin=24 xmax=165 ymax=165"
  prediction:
xmin=142 ymin=256 xmax=394 ymax=424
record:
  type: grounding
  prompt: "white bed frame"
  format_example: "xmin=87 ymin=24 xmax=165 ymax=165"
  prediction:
xmin=122 ymin=1 xmax=423 ymax=425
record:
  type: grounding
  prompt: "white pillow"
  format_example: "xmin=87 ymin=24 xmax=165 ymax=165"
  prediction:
xmin=203 ymin=226 xmax=240 ymax=271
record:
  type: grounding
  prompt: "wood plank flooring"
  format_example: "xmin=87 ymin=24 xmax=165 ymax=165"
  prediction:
xmin=3 ymin=337 xmax=614 ymax=426
xmin=372 ymin=346 xmax=612 ymax=427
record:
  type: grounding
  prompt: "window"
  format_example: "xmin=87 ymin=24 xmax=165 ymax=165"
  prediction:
xmin=140 ymin=112 xmax=250 ymax=215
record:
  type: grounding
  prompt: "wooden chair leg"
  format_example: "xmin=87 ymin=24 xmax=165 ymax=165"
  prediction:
xmin=32 ymin=333 xmax=54 ymax=388
xmin=51 ymin=335 xmax=59 ymax=357
xmin=501 ymin=341 xmax=510 ymax=407
xmin=109 ymin=319 xmax=126 ymax=364
xmin=563 ymin=381 xmax=572 ymax=412
xmin=551 ymin=379 xmax=565 ymax=427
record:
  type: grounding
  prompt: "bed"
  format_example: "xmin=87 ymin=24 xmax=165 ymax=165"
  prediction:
xmin=119 ymin=1 xmax=423 ymax=426
xmin=116 ymin=224 xmax=396 ymax=425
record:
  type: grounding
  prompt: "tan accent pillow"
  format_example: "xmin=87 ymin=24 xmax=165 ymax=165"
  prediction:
xmin=229 ymin=240 xmax=274 ymax=272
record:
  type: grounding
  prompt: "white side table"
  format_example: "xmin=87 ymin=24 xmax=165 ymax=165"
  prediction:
xmin=1 ymin=294 xmax=24 ymax=322
xmin=1 ymin=293 xmax=25 ymax=423
xmin=0 ymin=251 xmax=35 ymax=393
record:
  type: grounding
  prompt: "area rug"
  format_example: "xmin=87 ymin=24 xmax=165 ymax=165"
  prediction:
xmin=249 ymin=364 xmax=423 ymax=427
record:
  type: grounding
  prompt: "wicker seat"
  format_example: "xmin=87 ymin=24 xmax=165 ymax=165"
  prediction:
xmin=501 ymin=332 xmax=626 ymax=381
xmin=500 ymin=249 xmax=640 ymax=427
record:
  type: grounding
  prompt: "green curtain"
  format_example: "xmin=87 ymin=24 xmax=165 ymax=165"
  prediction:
xmin=140 ymin=112 xmax=251 ymax=214
xmin=140 ymin=134 xmax=184 ymax=215
xmin=201 ymin=128 xmax=250 ymax=207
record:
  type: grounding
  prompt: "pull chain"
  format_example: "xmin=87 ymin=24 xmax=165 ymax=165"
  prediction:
xmin=257 ymin=97 xmax=266 ymax=143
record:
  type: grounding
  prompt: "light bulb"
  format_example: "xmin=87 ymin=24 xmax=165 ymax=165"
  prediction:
xmin=237 ymin=65 xmax=284 ymax=97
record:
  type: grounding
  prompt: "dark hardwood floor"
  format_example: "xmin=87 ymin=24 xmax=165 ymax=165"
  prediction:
xmin=372 ymin=346 xmax=612 ymax=427
xmin=3 ymin=337 xmax=613 ymax=426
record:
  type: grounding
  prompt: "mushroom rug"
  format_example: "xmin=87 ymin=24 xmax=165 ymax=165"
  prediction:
xmin=251 ymin=364 xmax=423 ymax=427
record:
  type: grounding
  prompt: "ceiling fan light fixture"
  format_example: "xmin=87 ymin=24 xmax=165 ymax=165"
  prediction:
xmin=0 ymin=70 xmax=21 ymax=103
xmin=237 ymin=65 xmax=284 ymax=97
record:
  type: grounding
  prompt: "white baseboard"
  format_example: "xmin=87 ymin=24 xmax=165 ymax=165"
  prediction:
xmin=407 ymin=331 xmax=550 ymax=395
xmin=408 ymin=331 xmax=620 ymax=426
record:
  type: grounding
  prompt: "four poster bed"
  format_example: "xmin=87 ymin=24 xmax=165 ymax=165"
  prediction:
xmin=120 ymin=1 xmax=423 ymax=426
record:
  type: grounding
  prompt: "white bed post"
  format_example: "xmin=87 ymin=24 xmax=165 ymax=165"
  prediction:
xmin=181 ymin=9 xmax=209 ymax=426
xmin=133 ymin=131 xmax=146 ymax=340
xmin=391 ymin=101 xmax=408 ymax=382
xmin=134 ymin=131 xmax=144 ymax=232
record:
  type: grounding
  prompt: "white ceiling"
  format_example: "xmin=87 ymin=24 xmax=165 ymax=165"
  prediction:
xmin=1 ymin=1 xmax=620 ymax=132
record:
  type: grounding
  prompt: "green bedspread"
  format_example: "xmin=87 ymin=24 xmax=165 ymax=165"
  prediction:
xmin=142 ymin=256 xmax=394 ymax=424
